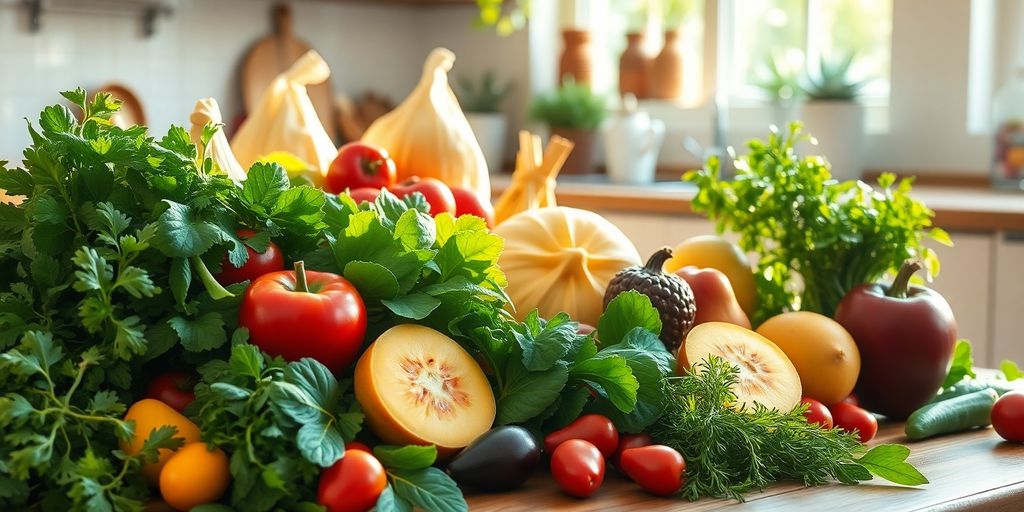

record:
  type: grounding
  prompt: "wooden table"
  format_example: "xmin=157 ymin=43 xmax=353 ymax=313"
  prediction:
xmin=465 ymin=422 xmax=1024 ymax=511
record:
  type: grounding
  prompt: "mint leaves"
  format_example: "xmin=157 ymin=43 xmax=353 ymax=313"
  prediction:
xmin=856 ymin=444 xmax=929 ymax=486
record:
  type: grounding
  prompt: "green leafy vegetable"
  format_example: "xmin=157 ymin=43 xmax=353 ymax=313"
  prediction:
xmin=651 ymin=357 xmax=927 ymax=501
xmin=685 ymin=123 xmax=949 ymax=324
xmin=1001 ymin=359 xmax=1023 ymax=381
xmin=943 ymin=339 xmax=978 ymax=388
xmin=191 ymin=345 xmax=363 ymax=511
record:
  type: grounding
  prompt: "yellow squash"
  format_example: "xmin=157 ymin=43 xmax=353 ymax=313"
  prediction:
xmin=494 ymin=206 xmax=642 ymax=326
xmin=361 ymin=48 xmax=490 ymax=200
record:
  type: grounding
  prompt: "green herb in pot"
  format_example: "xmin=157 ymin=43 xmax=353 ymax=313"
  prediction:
xmin=685 ymin=123 xmax=951 ymax=325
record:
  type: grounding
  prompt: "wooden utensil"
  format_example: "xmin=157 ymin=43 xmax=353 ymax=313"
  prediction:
xmin=240 ymin=3 xmax=337 ymax=141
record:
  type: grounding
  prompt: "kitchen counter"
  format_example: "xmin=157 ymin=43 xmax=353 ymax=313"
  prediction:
xmin=465 ymin=421 xmax=1024 ymax=511
xmin=491 ymin=176 xmax=1024 ymax=232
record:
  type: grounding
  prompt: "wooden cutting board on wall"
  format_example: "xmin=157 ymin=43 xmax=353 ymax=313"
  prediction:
xmin=240 ymin=3 xmax=338 ymax=141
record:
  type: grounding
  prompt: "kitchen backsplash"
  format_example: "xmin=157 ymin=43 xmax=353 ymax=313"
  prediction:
xmin=0 ymin=0 xmax=530 ymax=163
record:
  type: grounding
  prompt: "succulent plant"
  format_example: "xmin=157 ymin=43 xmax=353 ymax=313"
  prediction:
xmin=801 ymin=53 xmax=870 ymax=101
xmin=528 ymin=80 xmax=608 ymax=131
xmin=753 ymin=53 xmax=803 ymax=103
xmin=457 ymin=70 xmax=514 ymax=113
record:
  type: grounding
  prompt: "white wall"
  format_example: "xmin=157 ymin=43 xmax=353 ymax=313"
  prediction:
xmin=0 ymin=0 xmax=526 ymax=163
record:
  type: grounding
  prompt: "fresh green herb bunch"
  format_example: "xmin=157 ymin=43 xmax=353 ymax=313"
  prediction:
xmin=685 ymin=123 xmax=950 ymax=324
xmin=458 ymin=70 xmax=514 ymax=113
xmin=0 ymin=332 xmax=184 ymax=509
xmin=190 ymin=344 xmax=363 ymax=511
xmin=528 ymin=80 xmax=607 ymax=131
xmin=801 ymin=53 xmax=869 ymax=101
xmin=0 ymin=89 xmax=327 ymax=510
xmin=652 ymin=357 xmax=928 ymax=501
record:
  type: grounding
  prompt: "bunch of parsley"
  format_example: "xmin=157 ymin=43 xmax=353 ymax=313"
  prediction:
xmin=0 ymin=90 xmax=327 ymax=510
xmin=685 ymin=123 xmax=951 ymax=324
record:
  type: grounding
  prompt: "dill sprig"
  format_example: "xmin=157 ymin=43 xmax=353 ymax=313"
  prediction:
xmin=651 ymin=357 xmax=927 ymax=501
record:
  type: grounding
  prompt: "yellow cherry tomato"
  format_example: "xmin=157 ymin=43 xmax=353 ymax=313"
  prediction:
xmin=121 ymin=399 xmax=201 ymax=484
xmin=159 ymin=442 xmax=231 ymax=511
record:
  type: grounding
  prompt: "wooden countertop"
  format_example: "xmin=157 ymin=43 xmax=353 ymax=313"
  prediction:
xmin=465 ymin=422 xmax=1024 ymax=511
xmin=490 ymin=176 xmax=1024 ymax=232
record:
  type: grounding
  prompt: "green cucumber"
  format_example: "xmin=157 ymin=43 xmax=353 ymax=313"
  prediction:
xmin=930 ymin=379 xmax=1019 ymax=403
xmin=905 ymin=388 xmax=998 ymax=440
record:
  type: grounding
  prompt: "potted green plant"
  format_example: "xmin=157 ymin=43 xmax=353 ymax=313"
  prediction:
xmin=529 ymin=80 xmax=608 ymax=174
xmin=752 ymin=52 xmax=803 ymax=128
xmin=799 ymin=53 xmax=870 ymax=181
xmin=458 ymin=70 xmax=514 ymax=174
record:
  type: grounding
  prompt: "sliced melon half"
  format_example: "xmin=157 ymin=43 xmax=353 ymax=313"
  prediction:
xmin=354 ymin=324 xmax=496 ymax=456
xmin=678 ymin=322 xmax=802 ymax=412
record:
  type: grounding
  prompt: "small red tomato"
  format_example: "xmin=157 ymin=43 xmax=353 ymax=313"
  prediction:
xmin=992 ymin=391 xmax=1024 ymax=443
xmin=611 ymin=433 xmax=652 ymax=467
xmin=619 ymin=445 xmax=686 ymax=496
xmin=801 ymin=397 xmax=834 ymax=429
xmin=841 ymin=393 xmax=860 ymax=407
xmin=345 ymin=441 xmax=372 ymax=453
xmin=347 ymin=187 xmax=382 ymax=205
xmin=240 ymin=262 xmax=367 ymax=373
xmin=391 ymin=178 xmax=457 ymax=217
xmin=550 ymin=440 xmax=605 ymax=498
xmin=325 ymin=142 xmax=397 ymax=194
xmin=449 ymin=186 xmax=495 ymax=228
xmin=318 ymin=449 xmax=387 ymax=512
xmin=145 ymin=372 xmax=196 ymax=413
xmin=215 ymin=229 xmax=285 ymax=286
xmin=829 ymin=402 xmax=878 ymax=443
xmin=544 ymin=414 xmax=619 ymax=458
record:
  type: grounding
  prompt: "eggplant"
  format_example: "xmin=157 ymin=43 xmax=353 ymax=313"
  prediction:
xmin=446 ymin=426 xmax=540 ymax=492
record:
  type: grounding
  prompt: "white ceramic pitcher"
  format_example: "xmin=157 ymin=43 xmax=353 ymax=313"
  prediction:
xmin=603 ymin=95 xmax=665 ymax=184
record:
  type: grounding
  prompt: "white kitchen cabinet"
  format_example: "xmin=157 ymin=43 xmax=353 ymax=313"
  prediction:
xmin=992 ymin=233 xmax=1024 ymax=366
xmin=925 ymin=233 xmax=995 ymax=366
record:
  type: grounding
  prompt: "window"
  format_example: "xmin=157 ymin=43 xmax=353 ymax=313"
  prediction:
xmin=731 ymin=0 xmax=893 ymax=104
xmin=561 ymin=0 xmax=892 ymax=107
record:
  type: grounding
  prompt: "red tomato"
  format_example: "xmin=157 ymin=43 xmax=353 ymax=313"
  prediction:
xmin=391 ymin=178 xmax=456 ymax=217
xmin=449 ymin=187 xmax=495 ymax=228
xmin=544 ymin=414 xmax=619 ymax=458
xmin=611 ymin=432 xmax=652 ymax=467
xmin=801 ymin=397 xmax=834 ymax=429
xmin=841 ymin=393 xmax=860 ymax=407
xmin=347 ymin=188 xmax=381 ymax=205
xmin=829 ymin=402 xmax=878 ymax=443
xmin=325 ymin=142 xmax=397 ymax=194
xmin=346 ymin=441 xmax=372 ymax=453
xmin=145 ymin=372 xmax=195 ymax=413
xmin=215 ymin=229 xmax=284 ymax=286
xmin=992 ymin=391 xmax=1024 ymax=443
xmin=318 ymin=449 xmax=387 ymax=512
xmin=619 ymin=445 xmax=686 ymax=496
xmin=550 ymin=440 xmax=605 ymax=498
xmin=239 ymin=262 xmax=367 ymax=373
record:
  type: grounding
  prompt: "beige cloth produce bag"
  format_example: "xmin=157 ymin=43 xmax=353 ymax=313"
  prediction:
xmin=190 ymin=98 xmax=247 ymax=183
xmin=231 ymin=50 xmax=337 ymax=175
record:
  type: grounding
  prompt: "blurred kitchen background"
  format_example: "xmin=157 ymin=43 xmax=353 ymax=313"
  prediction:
xmin=2 ymin=0 xmax=1024 ymax=364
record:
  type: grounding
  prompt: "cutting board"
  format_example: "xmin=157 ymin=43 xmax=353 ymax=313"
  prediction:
xmin=240 ymin=3 xmax=337 ymax=141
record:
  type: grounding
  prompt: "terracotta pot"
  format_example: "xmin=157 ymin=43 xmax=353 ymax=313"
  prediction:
xmin=551 ymin=127 xmax=599 ymax=175
xmin=619 ymin=32 xmax=650 ymax=99
xmin=650 ymin=30 xmax=683 ymax=100
xmin=559 ymin=29 xmax=592 ymax=86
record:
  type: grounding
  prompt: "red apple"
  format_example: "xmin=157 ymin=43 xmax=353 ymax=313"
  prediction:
xmin=674 ymin=266 xmax=751 ymax=329
xmin=325 ymin=142 xmax=397 ymax=194
xmin=347 ymin=187 xmax=381 ymax=205
xmin=450 ymin=187 xmax=495 ymax=227
xmin=391 ymin=178 xmax=457 ymax=217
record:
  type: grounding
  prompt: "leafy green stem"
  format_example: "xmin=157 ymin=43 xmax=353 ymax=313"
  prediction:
xmin=192 ymin=255 xmax=235 ymax=300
